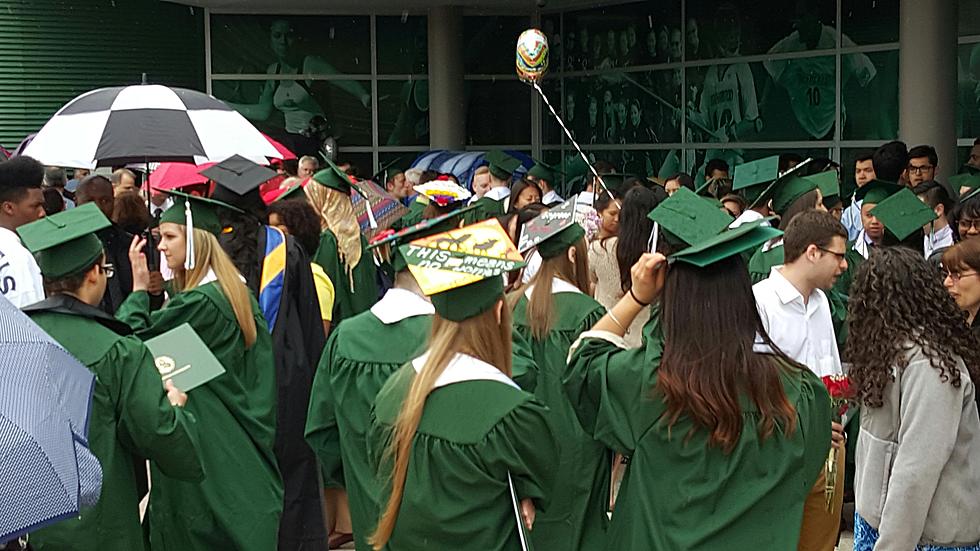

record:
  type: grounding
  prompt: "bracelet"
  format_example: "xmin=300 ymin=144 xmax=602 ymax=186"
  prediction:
xmin=607 ymin=311 xmax=627 ymax=333
xmin=629 ymin=288 xmax=650 ymax=307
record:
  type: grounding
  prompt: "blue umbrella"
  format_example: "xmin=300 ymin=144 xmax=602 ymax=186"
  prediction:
xmin=0 ymin=296 xmax=102 ymax=543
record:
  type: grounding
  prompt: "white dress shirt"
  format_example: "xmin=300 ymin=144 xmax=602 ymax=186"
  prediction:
xmin=840 ymin=198 xmax=864 ymax=242
xmin=924 ymin=224 xmax=954 ymax=259
xmin=752 ymin=267 xmax=843 ymax=377
xmin=0 ymin=227 xmax=44 ymax=308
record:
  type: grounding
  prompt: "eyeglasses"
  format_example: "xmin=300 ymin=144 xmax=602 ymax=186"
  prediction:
xmin=958 ymin=219 xmax=980 ymax=232
xmin=944 ymin=270 xmax=978 ymax=283
xmin=99 ymin=263 xmax=114 ymax=279
xmin=817 ymin=247 xmax=847 ymax=261
xmin=908 ymin=164 xmax=935 ymax=175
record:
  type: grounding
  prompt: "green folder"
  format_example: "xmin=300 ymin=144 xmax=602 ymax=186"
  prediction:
xmin=143 ymin=323 xmax=226 ymax=392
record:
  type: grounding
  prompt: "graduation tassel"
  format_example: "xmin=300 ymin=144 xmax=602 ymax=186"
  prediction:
xmin=648 ymin=221 xmax=660 ymax=253
xmin=184 ymin=199 xmax=196 ymax=270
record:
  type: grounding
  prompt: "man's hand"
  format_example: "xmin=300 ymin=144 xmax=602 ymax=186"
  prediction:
xmin=147 ymin=271 xmax=165 ymax=295
xmin=831 ymin=421 xmax=845 ymax=450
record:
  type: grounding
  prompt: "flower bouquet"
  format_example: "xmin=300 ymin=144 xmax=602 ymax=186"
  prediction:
xmin=821 ymin=374 xmax=853 ymax=509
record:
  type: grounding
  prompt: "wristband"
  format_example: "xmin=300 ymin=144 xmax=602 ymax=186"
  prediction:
xmin=629 ymin=288 xmax=650 ymax=307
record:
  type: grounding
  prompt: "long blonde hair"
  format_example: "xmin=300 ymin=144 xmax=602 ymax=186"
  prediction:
xmin=304 ymin=182 xmax=362 ymax=287
xmin=525 ymin=237 xmax=591 ymax=340
xmin=369 ymin=302 xmax=512 ymax=550
xmin=173 ymin=227 xmax=258 ymax=348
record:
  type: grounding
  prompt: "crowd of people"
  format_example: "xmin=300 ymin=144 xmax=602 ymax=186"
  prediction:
xmin=1 ymin=136 xmax=980 ymax=551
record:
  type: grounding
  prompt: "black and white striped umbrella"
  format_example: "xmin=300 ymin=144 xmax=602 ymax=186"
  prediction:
xmin=23 ymin=85 xmax=280 ymax=168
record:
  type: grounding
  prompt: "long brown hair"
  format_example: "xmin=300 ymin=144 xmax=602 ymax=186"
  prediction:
xmin=848 ymin=247 xmax=980 ymax=407
xmin=173 ymin=228 xmax=258 ymax=348
xmin=525 ymin=237 xmax=590 ymax=340
xmin=657 ymin=255 xmax=799 ymax=452
xmin=369 ymin=301 xmax=513 ymax=550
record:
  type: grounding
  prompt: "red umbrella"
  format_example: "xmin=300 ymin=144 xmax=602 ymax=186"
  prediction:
xmin=262 ymin=134 xmax=296 ymax=161
xmin=147 ymin=161 xmax=215 ymax=191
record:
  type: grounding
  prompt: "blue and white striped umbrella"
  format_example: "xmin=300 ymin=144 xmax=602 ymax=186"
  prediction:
xmin=0 ymin=296 xmax=102 ymax=544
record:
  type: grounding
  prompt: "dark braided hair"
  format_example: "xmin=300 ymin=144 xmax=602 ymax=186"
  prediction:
xmin=217 ymin=209 xmax=263 ymax=296
xmin=845 ymin=247 xmax=980 ymax=408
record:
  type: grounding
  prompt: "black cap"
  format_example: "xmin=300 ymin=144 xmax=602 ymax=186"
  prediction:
xmin=201 ymin=154 xmax=277 ymax=215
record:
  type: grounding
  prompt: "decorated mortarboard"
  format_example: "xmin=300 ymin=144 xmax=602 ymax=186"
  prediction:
xmin=160 ymin=190 xmax=242 ymax=269
xmin=17 ymin=203 xmax=111 ymax=278
xmin=368 ymin=204 xmax=478 ymax=272
xmin=517 ymin=197 xmax=585 ymax=259
xmin=399 ymin=219 xmax=526 ymax=321
xmin=855 ymin=179 xmax=902 ymax=205
xmin=200 ymin=155 xmax=277 ymax=198
xmin=668 ymin=218 xmax=783 ymax=268
xmin=413 ymin=175 xmax=473 ymax=207
xmin=646 ymin=187 xmax=733 ymax=248
xmin=484 ymin=150 xmax=522 ymax=181
xmin=870 ymin=187 xmax=938 ymax=241
xmin=527 ymin=160 xmax=560 ymax=183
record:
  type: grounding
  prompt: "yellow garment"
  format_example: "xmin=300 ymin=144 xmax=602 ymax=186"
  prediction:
xmin=304 ymin=181 xmax=362 ymax=289
xmin=310 ymin=262 xmax=335 ymax=322
xmin=798 ymin=446 xmax=845 ymax=551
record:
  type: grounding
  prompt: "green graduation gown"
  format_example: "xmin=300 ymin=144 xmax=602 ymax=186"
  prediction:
xmin=832 ymin=239 xmax=866 ymax=297
xmin=392 ymin=198 xmax=427 ymax=231
xmin=463 ymin=195 xmax=507 ymax=225
xmin=305 ymin=288 xmax=434 ymax=551
xmin=563 ymin=317 xmax=832 ymax=550
xmin=512 ymin=281 xmax=610 ymax=551
xmin=369 ymin=355 xmax=559 ymax=551
xmin=116 ymin=284 xmax=283 ymax=551
xmin=313 ymin=230 xmax=378 ymax=324
xmin=24 ymin=296 xmax=203 ymax=551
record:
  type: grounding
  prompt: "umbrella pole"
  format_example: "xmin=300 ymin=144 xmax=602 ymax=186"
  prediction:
xmin=144 ymin=158 xmax=159 ymax=271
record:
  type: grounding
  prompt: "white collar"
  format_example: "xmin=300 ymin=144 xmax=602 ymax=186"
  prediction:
xmin=729 ymin=209 xmax=765 ymax=229
xmin=197 ymin=268 xmax=245 ymax=285
xmin=761 ymin=237 xmax=784 ymax=253
xmin=370 ymin=287 xmax=434 ymax=325
xmin=412 ymin=352 xmax=520 ymax=390
xmin=485 ymin=186 xmax=511 ymax=201
xmin=542 ymin=190 xmax=563 ymax=204
xmin=854 ymin=229 xmax=872 ymax=259
xmin=524 ymin=277 xmax=583 ymax=298
xmin=766 ymin=267 xmax=825 ymax=314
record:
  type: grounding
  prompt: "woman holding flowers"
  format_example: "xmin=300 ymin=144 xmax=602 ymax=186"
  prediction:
xmin=847 ymin=247 xmax=980 ymax=551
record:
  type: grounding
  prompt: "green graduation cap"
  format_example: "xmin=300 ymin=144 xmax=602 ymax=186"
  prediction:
xmin=949 ymin=172 xmax=980 ymax=197
xmin=527 ymin=160 xmax=560 ymax=183
xmin=733 ymin=157 xmax=782 ymax=208
xmin=806 ymin=170 xmax=842 ymax=209
xmin=17 ymin=203 xmax=111 ymax=279
xmin=368 ymin=204 xmax=477 ymax=272
xmin=647 ymin=187 xmax=734 ymax=248
xmin=399 ymin=219 xmax=526 ymax=321
xmin=310 ymin=158 xmax=356 ymax=195
xmin=870 ymin=187 xmax=938 ymax=241
xmin=855 ymin=179 xmax=903 ymax=205
xmin=160 ymin=190 xmax=241 ymax=236
xmin=485 ymin=150 xmax=522 ymax=181
xmin=960 ymin=185 xmax=980 ymax=204
xmin=517 ymin=198 xmax=584 ymax=259
xmin=274 ymin=182 xmax=306 ymax=203
xmin=669 ymin=218 xmax=784 ymax=268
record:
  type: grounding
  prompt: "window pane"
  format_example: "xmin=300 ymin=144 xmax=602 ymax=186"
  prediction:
xmin=842 ymin=50 xmax=898 ymax=140
xmin=379 ymin=80 xmax=429 ymax=146
xmin=842 ymin=0 xmax=899 ymax=44
xmin=958 ymin=43 xmax=980 ymax=139
xmin=463 ymin=16 xmax=532 ymax=74
xmin=686 ymin=0 xmax=836 ymax=59
xmin=961 ymin=3 xmax=980 ymax=37
xmin=465 ymin=79 xmax=531 ymax=145
xmin=212 ymin=79 xmax=372 ymax=150
xmin=210 ymin=15 xmax=371 ymax=75
xmin=334 ymin=152 xmax=373 ymax=181
xmin=540 ymin=78 xmax=564 ymax=146
xmin=562 ymin=1 xmax=681 ymax=69
xmin=379 ymin=151 xmax=426 ymax=174
xmin=683 ymin=147 xmax=830 ymax=186
xmin=377 ymin=16 xmax=428 ymax=74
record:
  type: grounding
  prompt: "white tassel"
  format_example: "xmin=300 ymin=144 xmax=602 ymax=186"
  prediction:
xmin=185 ymin=200 xmax=196 ymax=270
